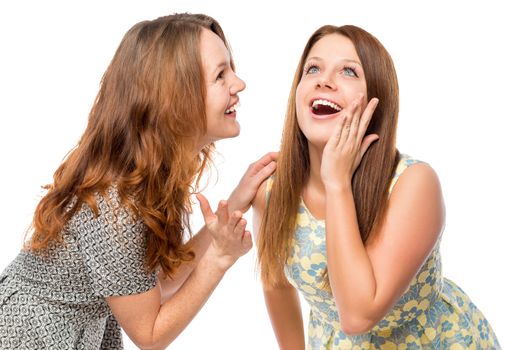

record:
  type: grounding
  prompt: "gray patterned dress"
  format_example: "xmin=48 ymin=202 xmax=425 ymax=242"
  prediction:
xmin=0 ymin=187 xmax=157 ymax=349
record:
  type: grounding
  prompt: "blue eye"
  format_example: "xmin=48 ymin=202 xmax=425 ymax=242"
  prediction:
xmin=305 ymin=65 xmax=320 ymax=74
xmin=343 ymin=67 xmax=358 ymax=77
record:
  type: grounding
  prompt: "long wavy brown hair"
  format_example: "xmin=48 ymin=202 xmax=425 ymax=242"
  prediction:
xmin=28 ymin=13 xmax=232 ymax=277
xmin=258 ymin=25 xmax=401 ymax=286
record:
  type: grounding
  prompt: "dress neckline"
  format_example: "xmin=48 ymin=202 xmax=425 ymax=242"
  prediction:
xmin=299 ymin=197 xmax=326 ymax=224
xmin=297 ymin=154 xmax=411 ymax=224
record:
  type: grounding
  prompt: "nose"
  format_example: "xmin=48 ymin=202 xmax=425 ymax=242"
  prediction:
xmin=230 ymin=74 xmax=246 ymax=95
xmin=316 ymin=75 xmax=337 ymax=90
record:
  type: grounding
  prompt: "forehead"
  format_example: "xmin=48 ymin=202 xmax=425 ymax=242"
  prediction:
xmin=200 ymin=28 xmax=230 ymax=68
xmin=307 ymin=33 xmax=359 ymax=62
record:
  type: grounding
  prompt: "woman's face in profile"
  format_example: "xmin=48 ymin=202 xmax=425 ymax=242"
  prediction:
xmin=296 ymin=33 xmax=368 ymax=147
xmin=200 ymin=28 xmax=246 ymax=145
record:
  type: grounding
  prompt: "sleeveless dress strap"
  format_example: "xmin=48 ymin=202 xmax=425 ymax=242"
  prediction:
xmin=388 ymin=154 xmax=425 ymax=194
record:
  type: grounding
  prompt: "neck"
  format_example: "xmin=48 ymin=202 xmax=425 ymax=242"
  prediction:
xmin=194 ymin=136 xmax=213 ymax=156
xmin=306 ymin=141 xmax=326 ymax=193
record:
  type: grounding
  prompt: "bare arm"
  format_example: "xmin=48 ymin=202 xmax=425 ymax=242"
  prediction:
xmin=108 ymin=246 xmax=230 ymax=349
xmin=320 ymin=97 xmax=444 ymax=334
xmin=253 ymin=179 xmax=305 ymax=349
xmin=325 ymin=164 xmax=443 ymax=334
xmin=157 ymin=225 xmax=211 ymax=304
xmin=158 ymin=152 xmax=277 ymax=303
xmin=107 ymin=198 xmax=252 ymax=349
xmin=263 ymin=278 xmax=305 ymax=350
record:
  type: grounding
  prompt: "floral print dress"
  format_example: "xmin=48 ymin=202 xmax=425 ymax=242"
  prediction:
xmin=269 ymin=154 xmax=500 ymax=349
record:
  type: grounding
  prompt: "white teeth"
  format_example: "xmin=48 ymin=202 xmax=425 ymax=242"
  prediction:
xmin=312 ymin=99 xmax=342 ymax=111
xmin=225 ymin=102 xmax=240 ymax=114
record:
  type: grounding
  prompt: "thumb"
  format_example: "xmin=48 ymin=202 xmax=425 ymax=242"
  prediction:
xmin=216 ymin=200 xmax=229 ymax=225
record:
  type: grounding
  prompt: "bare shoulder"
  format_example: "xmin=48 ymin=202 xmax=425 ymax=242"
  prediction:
xmin=252 ymin=177 xmax=270 ymax=214
xmin=391 ymin=162 xmax=442 ymax=201
xmin=363 ymin=162 xmax=445 ymax=318
xmin=386 ymin=161 xmax=445 ymax=240
xmin=365 ymin=161 xmax=445 ymax=280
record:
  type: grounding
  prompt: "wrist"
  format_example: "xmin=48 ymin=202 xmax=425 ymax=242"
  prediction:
xmin=323 ymin=180 xmax=352 ymax=193
xmin=227 ymin=199 xmax=250 ymax=215
xmin=227 ymin=190 xmax=247 ymax=214
xmin=203 ymin=244 xmax=236 ymax=273
xmin=226 ymin=192 xmax=237 ymax=212
xmin=197 ymin=225 xmax=211 ymax=239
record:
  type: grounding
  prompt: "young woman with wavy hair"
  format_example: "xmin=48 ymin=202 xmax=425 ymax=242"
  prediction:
xmin=254 ymin=24 xmax=500 ymax=349
xmin=0 ymin=13 xmax=276 ymax=349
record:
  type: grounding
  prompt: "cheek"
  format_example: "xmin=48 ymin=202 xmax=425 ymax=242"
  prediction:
xmin=297 ymin=114 xmax=338 ymax=146
xmin=356 ymin=82 xmax=368 ymax=101
xmin=295 ymin=88 xmax=309 ymax=121
xmin=205 ymin=87 xmax=229 ymax=114
xmin=341 ymin=84 xmax=367 ymax=103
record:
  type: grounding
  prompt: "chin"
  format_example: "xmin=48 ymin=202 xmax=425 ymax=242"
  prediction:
xmin=219 ymin=126 xmax=241 ymax=141
xmin=229 ymin=129 xmax=241 ymax=138
xmin=229 ymin=123 xmax=241 ymax=138
xmin=301 ymin=130 xmax=331 ymax=148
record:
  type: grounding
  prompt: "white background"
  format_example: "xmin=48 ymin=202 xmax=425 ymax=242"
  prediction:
xmin=0 ymin=1 xmax=522 ymax=349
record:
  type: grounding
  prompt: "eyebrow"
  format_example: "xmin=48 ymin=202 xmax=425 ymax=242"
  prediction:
xmin=306 ymin=56 xmax=363 ymax=67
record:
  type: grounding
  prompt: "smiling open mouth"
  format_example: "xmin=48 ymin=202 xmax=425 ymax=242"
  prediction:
xmin=311 ymin=99 xmax=342 ymax=116
xmin=225 ymin=102 xmax=239 ymax=115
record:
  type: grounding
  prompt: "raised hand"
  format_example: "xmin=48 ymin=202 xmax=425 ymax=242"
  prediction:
xmin=196 ymin=193 xmax=253 ymax=270
xmin=320 ymin=94 xmax=379 ymax=191
xmin=228 ymin=152 xmax=278 ymax=213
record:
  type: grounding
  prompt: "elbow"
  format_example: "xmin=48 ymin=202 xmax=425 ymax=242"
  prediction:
xmin=133 ymin=339 xmax=155 ymax=350
xmin=131 ymin=335 xmax=163 ymax=350
xmin=135 ymin=342 xmax=164 ymax=350
xmin=339 ymin=315 xmax=377 ymax=336
xmin=132 ymin=328 xmax=181 ymax=350
xmin=133 ymin=341 xmax=153 ymax=350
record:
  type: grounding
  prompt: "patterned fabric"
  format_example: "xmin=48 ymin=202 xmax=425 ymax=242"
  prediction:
xmin=0 ymin=186 xmax=157 ymax=349
xmin=268 ymin=154 xmax=500 ymax=349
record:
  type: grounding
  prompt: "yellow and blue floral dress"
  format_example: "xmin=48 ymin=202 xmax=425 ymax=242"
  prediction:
xmin=270 ymin=154 xmax=500 ymax=349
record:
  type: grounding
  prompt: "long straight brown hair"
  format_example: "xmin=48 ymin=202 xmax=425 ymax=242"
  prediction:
xmin=29 ymin=13 xmax=232 ymax=277
xmin=258 ymin=25 xmax=401 ymax=286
